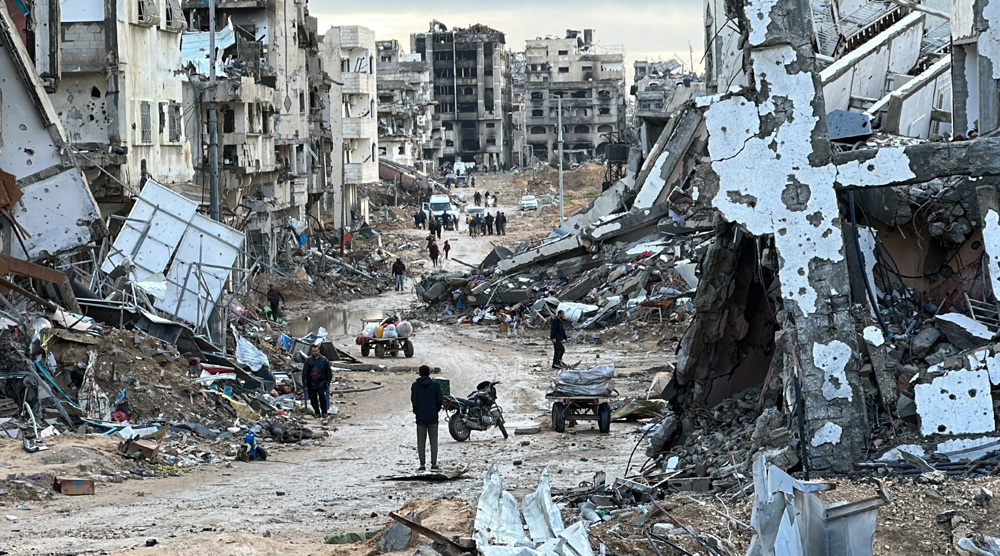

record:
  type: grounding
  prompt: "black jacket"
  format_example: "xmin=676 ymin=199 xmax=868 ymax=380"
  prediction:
xmin=550 ymin=316 xmax=567 ymax=341
xmin=411 ymin=376 xmax=443 ymax=425
xmin=302 ymin=355 xmax=332 ymax=391
xmin=392 ymin=260 xmax=406 ymax=275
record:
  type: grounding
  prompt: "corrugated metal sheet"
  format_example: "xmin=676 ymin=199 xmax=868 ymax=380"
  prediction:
xmin=181 ymin=23 xmax=236 ymax=76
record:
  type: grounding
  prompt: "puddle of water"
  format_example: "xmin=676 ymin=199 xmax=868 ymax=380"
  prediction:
xmin=287 ymin=308 xmax=385 ymax=338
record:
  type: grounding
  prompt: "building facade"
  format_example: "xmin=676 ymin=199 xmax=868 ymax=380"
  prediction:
xmin=320 ymin=25 xmax=378 ymax=232
xmin=375 ymin=39 xmax=434 ymax=173
xmin=522 ymin=30 xmax=625 ymax=164
xmin=411 ymin=21 xmax=513 ymax=172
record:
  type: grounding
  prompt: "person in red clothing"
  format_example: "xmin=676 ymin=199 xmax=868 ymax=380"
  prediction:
xmin=429 ymin=241 xmax=440 ymax=266
xmin=443 ymin=240 xmax=451 ymax=259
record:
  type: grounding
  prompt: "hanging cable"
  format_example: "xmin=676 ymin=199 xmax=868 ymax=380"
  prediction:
xmin=848 ymin=191 xmax=891 ymax=335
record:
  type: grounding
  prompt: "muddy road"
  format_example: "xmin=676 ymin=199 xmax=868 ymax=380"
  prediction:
xmin=1 ymin=173 xmax=669 ymax=555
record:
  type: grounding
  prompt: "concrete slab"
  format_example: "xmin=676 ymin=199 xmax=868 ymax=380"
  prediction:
xmin=497 ymin=234 xmax=586 ymax=274
xmin=583 ymin=203 xmax=674 ymax=242
xmin=914 ymin=370 xmax=994 ymax=436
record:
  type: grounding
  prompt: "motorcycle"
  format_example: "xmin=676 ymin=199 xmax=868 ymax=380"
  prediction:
xmin=443 ymin=380 xmax=508 ymax=441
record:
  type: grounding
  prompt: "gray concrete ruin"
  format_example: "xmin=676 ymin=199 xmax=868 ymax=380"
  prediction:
xmin=479 ymin=0 xmax=1000 ymax=476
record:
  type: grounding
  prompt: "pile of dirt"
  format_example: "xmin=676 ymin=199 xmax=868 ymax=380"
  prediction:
xmin=99 ymin=498 xmax=476 ymax=556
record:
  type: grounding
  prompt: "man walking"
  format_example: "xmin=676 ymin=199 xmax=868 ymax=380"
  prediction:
xmin=443 ymin=240 xmax=451 ymax=259
xmin=411 ymin=365 xmax=442 ymax=472
xmin=496 ymin=212 xmax=507 ymax=235
xmin=392 ymin=258 xmax=406 ymax=291
xmin=266 ymin=284 xmax=286 ymax=321
xmin=550 ymin=310 xmax=568 ymax=370
xmin=474 ymin=191 xmax=482 ymax=207
xmin=302 ymin=345 xmax=332 ymax=417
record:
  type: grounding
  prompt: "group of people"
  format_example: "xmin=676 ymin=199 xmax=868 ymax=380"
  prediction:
xmin=467 ymin=211 xmax=507 ymax=237
xmin=473 ymin=191 xmax=498 ymax=208
xmin=427 ymin=235 xmax=450 ymax=266
xmin=416 ymin=213 xmax=460 ymax=237
xmin=296 ymin=313 xmax=571 ymax=474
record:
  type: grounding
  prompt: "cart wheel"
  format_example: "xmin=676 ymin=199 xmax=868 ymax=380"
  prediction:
xmin=598 ymin=403 xmax=611 ymax=434
xmin=375 ymin=343 xmax=386 ymax=358
xmin=361 ymin=343 xmax=370 ymax=357
xmin=551 ymin=402 xmax=566 ymax=433
xmin=449 ymin=415 xmax=471 ymax=442
xmin=403 ymin=339 xmax=414 ymax=358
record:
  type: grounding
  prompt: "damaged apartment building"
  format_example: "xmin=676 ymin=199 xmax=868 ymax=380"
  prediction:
xmin=3 ymin=0 xmax=374 ymax=266
xmin=375 ymin=39 xmax=435 ymax=174
xmin=486 ymin=0 xmax=1000 ymax=478
xmin=412 ymin=21 xmax=514 ymax=172
xmin=522 ymin=30 xmax=626 ymax=164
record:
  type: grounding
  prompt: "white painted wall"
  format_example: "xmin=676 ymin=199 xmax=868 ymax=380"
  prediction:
xmin=964 ymin=43 xmax=981 ymax=133
xmin=0 ymin=8 xmax=102 ymax=260
xmin=821 ymin=14 xmax=924 ymax=111
xmin=61 ymin=0 xmax=104 ymax=23
xmin=272 ymin=0 xmax=309 ymax=143
xmin=952 ymin=0 xmax=977 ymax=41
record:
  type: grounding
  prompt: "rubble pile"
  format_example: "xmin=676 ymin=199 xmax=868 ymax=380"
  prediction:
xmin=415 ymin=230 xmax=710 ymax=336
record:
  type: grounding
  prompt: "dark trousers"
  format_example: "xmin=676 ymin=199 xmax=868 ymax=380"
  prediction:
xmin=308 ymin=387 xmax=329 ymax=416
xmin=416 ymin=423 xmax=438 ymax=467
xmin=487 ymin=223 xmax=494 ymax=235
xmin=552 ymin=340 xmax=565 ymax=367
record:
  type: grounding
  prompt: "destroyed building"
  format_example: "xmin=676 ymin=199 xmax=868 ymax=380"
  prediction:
xmin=412 ymin=0 xmax=1000 ymax=481
xmin=411 ymin=20 xmax=514 ymax=171
xmin=0 ymin=2 xmax=104 ymax=261
xmin=320 ymin=25 xmax=380 ymax=233
xmin=375 ymin=39 xmax=435 ymax=174
xmin=631 ymin=59 xmax=706 ymax=163
xmin=522 ymin=30 xmax=626 ymax=164
xmin=10 ymin=0 xmax=196 ymax=215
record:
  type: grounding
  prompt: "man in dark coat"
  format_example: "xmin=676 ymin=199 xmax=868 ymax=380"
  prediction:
xmin=496 ymin=212 xmax=507 ymax=235
xmin=267 ymin=285 xmax=285 ymax=320
xmin=474 ymin=191 xmax=482 ymax=206
xmin=392 ymin=258 xmax=406 ymax=291
xmin=550 ymin=310 xmax=568 ymax=369
xmin=410 ymin=365 xmax=443 ymax=471
xmin=302 ymin=344 xmax=332 ymax=417
xmin=485 ymin=212 xmax=495 ymax=235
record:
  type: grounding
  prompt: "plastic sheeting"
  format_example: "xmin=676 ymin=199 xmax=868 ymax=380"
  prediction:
xmin=549 ymin=365 xmax=615 ymax=397
xmin=475 ymin=467 xmax=594 ymax=556
xmin=236 ymin=337 xmax=269 ymax=372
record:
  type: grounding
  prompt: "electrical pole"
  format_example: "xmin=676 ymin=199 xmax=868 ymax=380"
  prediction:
xmin=557 ymin=97 xmax=564 ymax=225
xmin=208 ymin=0 xmax=220 ymax=221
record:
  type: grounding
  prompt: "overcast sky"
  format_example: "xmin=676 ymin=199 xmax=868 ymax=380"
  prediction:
xmin=309 ymin=0 xmax=706 ymax=76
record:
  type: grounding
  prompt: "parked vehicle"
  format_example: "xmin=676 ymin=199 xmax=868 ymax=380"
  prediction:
xmin=456 ymin=175 xmax=468 ymax=187
xmin=423 ymin=193 xmax=458 ymax=222
xmin=520 ymin=195 xmax=538 ymax=211
xmin=443 ymin=380 xmax=508 ymax=441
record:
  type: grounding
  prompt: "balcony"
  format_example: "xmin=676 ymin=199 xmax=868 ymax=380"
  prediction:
xmin=345 ymin=162 xmax=378 ymax=184
xmin=344 ymin=117 xmax=377 ymax=139
xmin=343 ymin=73 xmax=376 ymax=94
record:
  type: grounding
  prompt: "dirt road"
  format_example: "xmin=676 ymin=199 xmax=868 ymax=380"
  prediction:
xmin=0 ymin=172 xmax=665 ymax=555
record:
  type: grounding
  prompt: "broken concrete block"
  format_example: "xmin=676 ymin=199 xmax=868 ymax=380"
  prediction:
xmin=914 ymin=370 xmax=994 ymax=436
xmin=933 ymin=313 xmax=994 ymax=350
xmin=582 ymin=203 xmax=674 ymax=243
xmin=376 ymin=511 xmax=419 ymax=553
xmin=497 ymin=234 xmax=585 ymax=274
xmin=911 ymin=326 xmax=941 ymax=359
